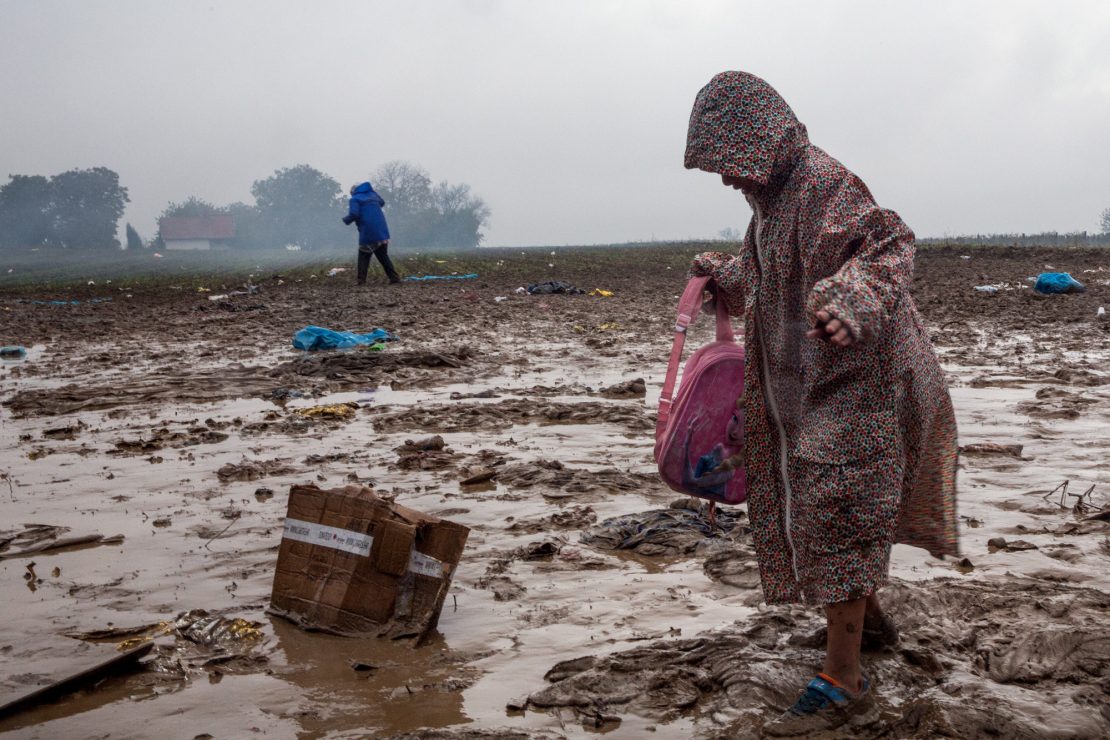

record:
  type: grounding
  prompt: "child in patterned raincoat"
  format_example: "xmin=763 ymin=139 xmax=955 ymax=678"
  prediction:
xmin=684 ymin=71 xmax=958 ymax=736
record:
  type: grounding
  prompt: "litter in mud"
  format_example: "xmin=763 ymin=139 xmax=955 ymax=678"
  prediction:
xmin=295 ymin=401 xmax=360 ymax=420
xmin=292 ymin=325 xmax=394 ymax=351
xmin=0 ymin=345 xmax=26 ymax=359
xmin=0 ymin=525 xmax=124 ymax=559
xmin=1034 ymin=271 xmax=1086 ymax=294
xmin=589 ymin=288 xmax=614 ymax=297
xmin=404 ymin=273 xmax=479 ymax=281
xmin=269 ymin=483 xmax=469 ymax=643
xmin=526 ymin=280 xmax=584 ymax=295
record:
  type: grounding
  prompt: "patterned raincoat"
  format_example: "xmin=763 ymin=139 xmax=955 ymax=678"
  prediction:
xmin=685 ymin=72 xmax=958 ymax=605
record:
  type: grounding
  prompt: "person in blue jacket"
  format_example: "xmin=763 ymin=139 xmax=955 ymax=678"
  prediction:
xmin=342 ymin=182 xmax=401 ymax=285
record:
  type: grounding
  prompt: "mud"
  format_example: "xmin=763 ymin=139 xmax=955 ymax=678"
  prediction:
xmin=1 ymin=245 xmax=1109 ymax=738
xmin=522 ymin=577 xmax=1110 ymax=738
xmin=368 ymin=399 xmax=652 ymax=434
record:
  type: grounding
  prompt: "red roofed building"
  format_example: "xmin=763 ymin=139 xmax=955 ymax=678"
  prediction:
xmin=159 ymin=215 xmax=236 ymax=250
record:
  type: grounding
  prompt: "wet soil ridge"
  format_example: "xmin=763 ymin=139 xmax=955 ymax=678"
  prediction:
xmin=4 ymin=348 xmax=478 ymax=417
xmin=368 ymin=398 xmax=652 ymax=434
xmin=520 ymin=577 xmax=1110 ymax=737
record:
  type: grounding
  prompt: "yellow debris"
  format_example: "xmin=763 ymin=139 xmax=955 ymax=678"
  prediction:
xmin=589 ymin=288 xmax=614 ymax=297
xmin=296 ymin=402 xmax=359 ymax=420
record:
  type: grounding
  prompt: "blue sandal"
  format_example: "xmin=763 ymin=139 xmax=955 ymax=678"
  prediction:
xmin=763 ymin=673 xmax=871 ymax=736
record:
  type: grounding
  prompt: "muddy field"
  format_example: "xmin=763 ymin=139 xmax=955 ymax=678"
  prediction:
xmin=1 ymin=245 xmax=1108 ymax=739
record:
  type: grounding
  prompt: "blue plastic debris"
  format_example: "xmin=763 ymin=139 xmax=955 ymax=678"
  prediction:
xmin=404 ymin=274 xmax=479 ymax=281
xmin=1 ymin=345 xmax=27 ymax=359
xmin=292 ymin=326 xmax=396 ymax=351
xmin=18 ymin=298 xmax=113 ymax=306
xmin=1033 ymin=272 xmax=1086 ymax=295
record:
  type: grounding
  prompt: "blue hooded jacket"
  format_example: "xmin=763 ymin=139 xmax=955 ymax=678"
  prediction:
xmin=342 ymin=182 xmax=390 ymax=245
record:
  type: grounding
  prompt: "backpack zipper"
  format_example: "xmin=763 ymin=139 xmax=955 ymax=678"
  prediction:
xmin=748 ymin=195 xmax=801 ymax=584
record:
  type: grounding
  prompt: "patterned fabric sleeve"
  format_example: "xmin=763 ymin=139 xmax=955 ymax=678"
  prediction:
xmin=689 ymin=251 xmax=745 ymax=317
xmin=804 ymin=180 xmax=915 ymax=342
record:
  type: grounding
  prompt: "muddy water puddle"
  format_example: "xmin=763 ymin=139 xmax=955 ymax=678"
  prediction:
xmin=2 ymin=320 xmax=1109 ymax=738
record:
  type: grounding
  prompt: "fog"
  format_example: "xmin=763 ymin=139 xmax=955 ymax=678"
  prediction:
xmin=1 ymin=0 xmax=1108 ymax=247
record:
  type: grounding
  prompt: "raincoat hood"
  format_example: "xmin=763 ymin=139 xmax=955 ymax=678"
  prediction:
xmin=352 ymin=182 xmax=375 ymax=196
xmin=684 ymin=71 xmax=809 ymax=192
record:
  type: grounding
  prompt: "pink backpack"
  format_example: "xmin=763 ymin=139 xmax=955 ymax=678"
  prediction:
xmin=654 ymin=276 xmax=747 ymax=506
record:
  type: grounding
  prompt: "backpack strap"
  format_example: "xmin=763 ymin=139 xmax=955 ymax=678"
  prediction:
xmin=656 ymin=277 xmax=737 ymax=438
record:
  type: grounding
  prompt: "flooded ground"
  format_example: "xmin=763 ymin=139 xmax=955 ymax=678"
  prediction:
xmin=1 ymin=245 xmax=1108 ymax=738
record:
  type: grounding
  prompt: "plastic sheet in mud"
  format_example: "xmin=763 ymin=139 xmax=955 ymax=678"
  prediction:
xmin=269 ymin=484 xmax=469 ymax=644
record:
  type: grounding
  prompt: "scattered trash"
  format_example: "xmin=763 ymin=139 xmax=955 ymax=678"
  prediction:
xmin=527 ymin=281 xmax=584 ymax=295
xmin=404 ymin=273 xmax=479 ymax=281
xmin=514 ymin=287 xmax=527 ymax=295
xmin=494 ymin=296 xmax=508 ymax=303
xmin=973 ymin=285 xmax=999 ymax=295
xmin=1098 ymin=306 xmax=1106 ymax=318
xmin=207 ymin=293 xmax=229 ymax=302
xmin=1034 ymin=272 xmax=1086 ymax=295
xmin=326 ymin=267 xmax=347 ymax=277
xmin=197 ymin=287 xmax=211 ymax=293
xmin=292 ymin=325 xmax=395 ymax=351
xmin=589 ymin=288 xmax=614 ymax=297
xmin=153 ymin=252 xmax=163 ymax=258
xmin=0 ymin=345 xmax=27 ymax=359
xmin=960 ymin=255 xmax=971 ymax=260
xmin=17 ymin=298 xmax=113 ymax=306
xmin=269 ymin=483 xmax=470 ymax=644
xmin=0 ymin=524 xmax=124 ymax=559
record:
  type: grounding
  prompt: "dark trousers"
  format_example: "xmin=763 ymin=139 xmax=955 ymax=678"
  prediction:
xmin=357 ymin=242 xmax=400 ymax=284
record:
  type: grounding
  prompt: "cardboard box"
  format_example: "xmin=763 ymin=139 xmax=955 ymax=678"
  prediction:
xmin=269 ymin=484 xmax=469 ymax=643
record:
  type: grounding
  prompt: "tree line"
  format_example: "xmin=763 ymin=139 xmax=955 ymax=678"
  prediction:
xmin=0 ymin=168 xmax=129 ymax=249
xmin=0 ymin=161 xmax=490 ymax=251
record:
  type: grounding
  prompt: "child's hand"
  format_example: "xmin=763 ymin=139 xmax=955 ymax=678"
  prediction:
xmin=807 ymin=309 xmax=856 ymax=347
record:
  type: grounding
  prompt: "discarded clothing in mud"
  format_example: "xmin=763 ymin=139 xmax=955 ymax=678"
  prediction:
xmin=292 ymin=325 xmax=395 ymax=351
xmin=526 ymin=281 xmax=584 ymax=295
xmin=404 ymin=273 xmax=479 ymax=281
xmin=580 ymin=499 xmax=746 ymax=557
xmin=1033 ymin=272 xmax=1086 ymax=295
xmin=0 ymin=346 xmax=26 ymax=359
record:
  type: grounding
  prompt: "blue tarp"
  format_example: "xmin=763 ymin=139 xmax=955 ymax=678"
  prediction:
xmin=404 ymin=274 xmax=479 ymax=281
xmin=1034 ymin=272 xmax=1086 ymax=295
xmin=292 ymin=326 xmax=396 ymax=351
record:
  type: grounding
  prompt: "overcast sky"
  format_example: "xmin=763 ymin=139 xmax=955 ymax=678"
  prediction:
xmin=2 ymin=0 xmax=1108 ymax=246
